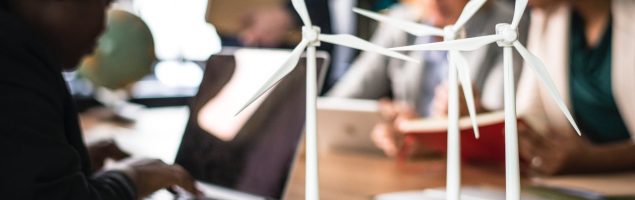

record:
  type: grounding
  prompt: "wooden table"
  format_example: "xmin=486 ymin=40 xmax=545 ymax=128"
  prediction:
xmin=283 ymin=146 xmax=507 ymax=200
xmin=80 ymin=106 xmax=508 ymax=200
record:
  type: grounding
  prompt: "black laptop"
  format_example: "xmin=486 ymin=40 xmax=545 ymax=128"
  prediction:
xmin=173 ymin=48 xmax=329 ymax=199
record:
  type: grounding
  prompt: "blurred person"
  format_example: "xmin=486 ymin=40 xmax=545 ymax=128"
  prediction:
xmin=219 ymin=0 xmax=398 ymax=93
xmin=517 ymin=0 xmax=635 ymax=175
xmin=0 ymin=0 xmax=199 ymax=199
xmin=328 ymin=0 xmax=527 ymax=157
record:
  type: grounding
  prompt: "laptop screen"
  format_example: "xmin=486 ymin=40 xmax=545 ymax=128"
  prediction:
xmin=175 ymin=48 xmax=328 ymax=199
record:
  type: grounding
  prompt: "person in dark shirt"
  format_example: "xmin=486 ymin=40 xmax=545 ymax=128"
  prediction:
xmin=0 ymin=0 xmax=199 ymax=199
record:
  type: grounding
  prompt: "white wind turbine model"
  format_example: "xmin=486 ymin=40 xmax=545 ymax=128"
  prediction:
xmin=354 ymin=1 xmax=486 ymax=199
xmin=234 ymin=0 xmax=418 ymax=199
xmin=391 ymin=0 xmax=582 ymax=199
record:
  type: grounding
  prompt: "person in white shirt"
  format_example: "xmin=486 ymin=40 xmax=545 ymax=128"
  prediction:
xmin=327 ymin=0 xmax=527 ymax=157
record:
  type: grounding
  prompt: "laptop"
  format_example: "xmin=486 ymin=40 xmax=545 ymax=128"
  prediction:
xmin=173 ymin=48 xmax=329 ymax=200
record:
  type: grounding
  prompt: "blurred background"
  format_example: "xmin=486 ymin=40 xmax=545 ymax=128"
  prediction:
xmin=67 ymin=0 xmax=222 ymax=112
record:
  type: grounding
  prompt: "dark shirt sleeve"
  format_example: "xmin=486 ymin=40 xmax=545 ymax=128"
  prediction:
xmin=0 ymin=55 xmax=136 ymax=200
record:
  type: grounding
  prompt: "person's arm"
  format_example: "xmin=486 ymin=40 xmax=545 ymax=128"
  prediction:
xmin=573 ymin=141 xmax=635 ymax=174
xmin=0 ymin=83 xmax=137 ymax=200
xmin=518 ymin=121 xmax=635 ymax=175
xmin=0 ymin=81 xmax=200 ymax=199
xmin=87 ymin=139 xmax=131 ymax=173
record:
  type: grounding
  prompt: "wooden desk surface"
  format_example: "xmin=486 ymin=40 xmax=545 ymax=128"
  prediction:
xmin=81 ymin=107 xmax=635 ymax=200
xmin=80 ymin=107 xmax=508 ymax=200
xmin=283 ymin=147 xmax=507 ymax=200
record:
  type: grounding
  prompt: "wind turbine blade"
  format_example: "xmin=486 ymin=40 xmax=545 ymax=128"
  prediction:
xmin=234 ymin=41 xmax=309 ymax=116
xmin=390 ymin=34 xmax=503 ymax=52
xmin=291 ymin=0 xmax=312 ymax=26
xmin=513 ymin=41 xmax=581 ymax=135
xmin=353 ymin=8 xmax=444 ymax=37
xmin=452 ymin=51 xmax=480 ymax=139
xmin=511 ymin=0 xmax=528 ymax=29
xmin=319 ymin=34 xmax=420 ymax=63
xmin=453 ymin=0 xmax=487 ymax=30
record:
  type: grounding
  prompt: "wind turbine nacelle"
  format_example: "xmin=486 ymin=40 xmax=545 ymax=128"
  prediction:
xmin=302 ymin=26 xmax=321 ymax=47
xmin=495 ymin=23 xmax=518 ymax=47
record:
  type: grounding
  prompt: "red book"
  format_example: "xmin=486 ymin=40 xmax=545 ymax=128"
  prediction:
xmin=397 ymin=112 xmax=521 ymax=164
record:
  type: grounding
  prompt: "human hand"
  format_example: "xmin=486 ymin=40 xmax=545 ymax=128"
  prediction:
xmin=518 ymin=123 xmax=594 ymax=176
xmin=87 ymin=139 xmax=130 ymax=172
xmin=372 ymin=122 xmax=402 ymax=157
xmin=114 ymin=158 xmax=201 ymax=199
xmin=239 ymin=6 xmax=294 ymax=47
xmin=430 ymin=81 xmax=483 ymax=117
xmin=371 ymin=99 xmax=417 ymax=157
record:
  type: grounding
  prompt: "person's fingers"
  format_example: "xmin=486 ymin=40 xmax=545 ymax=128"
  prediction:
xmin=517 ymin=123 xmax=558 ymax=175
xmin=171 ymin=165 xmax=201 ymax=196
xmin=378 ymin=99 xmax=398 ymax=121
xmin=518 ymin=134 xmax=535 ymax=162
xmin=430 ymin=95 xmax=447 ymax=117
xmin=371 ymin=124 xmax=384 ymax=147
xmin=530 ymin=141 xmax=569 ymax=176
xmin=431 ymin=83 xmax=449 ymax=117
xmin=372 ymin=124 xmax=392 ymax=155
xmin=378 ymin=99 xmax=395 ymax=115
xmin=371 ymin=123 xmax=398 ymax=157
xmin=517 ymin=123 xmax=545 ymax=148
xmin=395 ymin=102 xmax=417 ymax=120
xmin=109 ymin=148 xmax=130 ymax=161
xmin=436 ymin=82 xmax=448 ymax=99
xmin=516 ymin=124 xmax=552 ymax=176
xmin=526 ymin=149 xmax=548 ymax=175
xmin=105 ymin=141 xmax=130 ymax=161
xmin=531 ymin=154 xmax=558 ymax=176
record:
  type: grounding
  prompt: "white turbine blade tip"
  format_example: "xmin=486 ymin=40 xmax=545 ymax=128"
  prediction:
xmin=452 ymin=51 xmax=480 ymax=139
xmin=573 ymin=125 xmax=582 ymax=136
xmin=235 ymin=41 xmax=308 ymax=116
xmin=235 ymin=83 xmax=282 ymax=117
xmin=513 ymin=41 xmax=581 ymax=136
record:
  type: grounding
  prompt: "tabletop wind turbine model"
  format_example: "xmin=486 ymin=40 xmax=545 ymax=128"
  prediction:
xmin=234 ymin=0 xmax=418 ymax=199
xmin=391 ymin=0 xmax=582 ymax=199
xmin=354 ymin=1 xmax=486 ymax=199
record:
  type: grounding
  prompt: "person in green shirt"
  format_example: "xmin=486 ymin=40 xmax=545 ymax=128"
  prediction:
xmin=518 ymin=0 xmax=635 ymax=175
